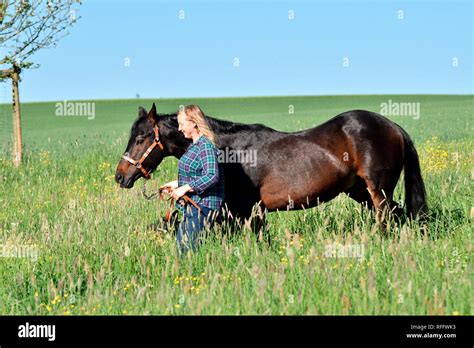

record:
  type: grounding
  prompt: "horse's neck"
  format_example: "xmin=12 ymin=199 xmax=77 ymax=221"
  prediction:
xmin=214 ymin=132 xmax=248 ymax=148
xmin=163 ymin=115 xmax=282 ymax=152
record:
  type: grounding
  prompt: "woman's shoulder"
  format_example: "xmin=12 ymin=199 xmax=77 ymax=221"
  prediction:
xmin=198 ymin=135 xmax=217 ymax=149
xmin=197 ymin=136 xmax=221 ymax=158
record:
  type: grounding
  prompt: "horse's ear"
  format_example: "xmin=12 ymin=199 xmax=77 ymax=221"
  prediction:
xmin=148 ymin=103 xmax=158 ymax=123
xmin=138 ymin=107 xmax=147 ymax=118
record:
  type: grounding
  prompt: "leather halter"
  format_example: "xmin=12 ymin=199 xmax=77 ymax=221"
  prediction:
xmin=121 ymin=125 xmax=164 ymax=179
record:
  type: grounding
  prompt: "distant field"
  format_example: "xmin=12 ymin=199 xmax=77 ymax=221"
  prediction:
xmin=0 ymin=95 xmax=472 ymax=315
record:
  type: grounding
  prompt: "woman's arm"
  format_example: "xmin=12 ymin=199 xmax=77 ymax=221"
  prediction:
xmin=188 ymin=142 xmax=220 ymax=194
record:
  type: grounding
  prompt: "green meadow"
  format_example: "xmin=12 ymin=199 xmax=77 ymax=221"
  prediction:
xmin=0 ymin=95 xmax=472 ymax=315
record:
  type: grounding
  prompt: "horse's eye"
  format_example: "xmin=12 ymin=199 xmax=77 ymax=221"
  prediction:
xmin=136 ymin=137 xmax=144 ymax=144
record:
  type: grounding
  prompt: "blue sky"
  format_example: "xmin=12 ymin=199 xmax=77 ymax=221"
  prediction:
xmin=5 ymin=0 xmax=473 ymax=102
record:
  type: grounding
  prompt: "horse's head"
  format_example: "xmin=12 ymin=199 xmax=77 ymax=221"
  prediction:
xmin=115 ymin=103 xmax=189 ymax=188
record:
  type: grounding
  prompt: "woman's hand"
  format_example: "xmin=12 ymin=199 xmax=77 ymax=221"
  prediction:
xmin=160 ymin=180 xmax=178 ymax=194
xmin=171 ymin=184 xmax=192 ymax=201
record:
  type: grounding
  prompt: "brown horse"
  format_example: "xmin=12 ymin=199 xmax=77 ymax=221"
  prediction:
xmin=115 ymin=104 xmax=427 ymax=230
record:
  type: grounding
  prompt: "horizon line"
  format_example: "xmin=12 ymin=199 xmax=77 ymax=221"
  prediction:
xmin=2 ymin=93 xmax=473 ymax=105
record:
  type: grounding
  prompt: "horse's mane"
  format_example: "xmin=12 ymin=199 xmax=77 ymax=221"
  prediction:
xmin=159 ymin=113 xmax=276 ymax=134
xmin=205 ymin=116 xmax=276 ymax=134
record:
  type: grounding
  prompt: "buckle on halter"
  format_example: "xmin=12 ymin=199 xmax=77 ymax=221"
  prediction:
xmin=153 ymin=126 xmax=160 ymax=141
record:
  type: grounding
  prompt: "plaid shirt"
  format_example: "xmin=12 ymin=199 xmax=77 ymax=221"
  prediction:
xmin=177 ymin=135 xmax=225 ymax=211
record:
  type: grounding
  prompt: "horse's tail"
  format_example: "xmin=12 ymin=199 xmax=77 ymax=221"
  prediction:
xmin=400 ymin=128 xmax=428 ymax=219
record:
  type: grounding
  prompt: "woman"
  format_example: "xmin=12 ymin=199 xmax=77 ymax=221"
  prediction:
xmin=160 ymin=105 xmax=225 ymax=254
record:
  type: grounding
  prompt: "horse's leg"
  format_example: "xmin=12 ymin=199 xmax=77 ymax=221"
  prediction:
xmin=359 ymin=170 xmax=401 ymax=230
xmin=345 ymin=176 xmax=374 ymax=209
xmin=254 ymin=207 xmax=269 ymax=243
xmin=346 ymin=178 xmax=404 ymax=225
xmin=231 ymin=200 xmax=270 ymax=246
xmin=243 ymin=202 xmax=267 ymax=238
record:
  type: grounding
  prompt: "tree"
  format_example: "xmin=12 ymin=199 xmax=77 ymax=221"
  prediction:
xmin=1 ymin=0 xmax=82 ymax=68
xmin=0 ymin=0 xmax=81 ymax=166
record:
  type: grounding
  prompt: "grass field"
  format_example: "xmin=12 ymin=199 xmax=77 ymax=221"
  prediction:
xmin=0 ymin=95 xmax=472 ymax=315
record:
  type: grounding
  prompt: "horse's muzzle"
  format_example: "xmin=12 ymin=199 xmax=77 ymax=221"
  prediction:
xmin=115 ymin=172 xmax=135 ymax=188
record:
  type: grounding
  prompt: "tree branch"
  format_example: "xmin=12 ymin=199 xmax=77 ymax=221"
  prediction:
xmin=0 ymin=0 xmax=81 ymax=68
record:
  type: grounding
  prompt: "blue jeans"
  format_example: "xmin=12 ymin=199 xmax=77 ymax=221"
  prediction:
xmin=176 ymin=204 xmax=218 ymax=255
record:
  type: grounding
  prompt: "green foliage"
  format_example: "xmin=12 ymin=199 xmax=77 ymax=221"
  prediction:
xmin=0 ymin=0 xmax=81 ymax=66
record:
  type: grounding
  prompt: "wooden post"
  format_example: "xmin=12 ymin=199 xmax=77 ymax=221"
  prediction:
xmin=0 ymin=64 xmax=22 ymax=167
xmin=11 ymin=64 xmax=22 ymax=166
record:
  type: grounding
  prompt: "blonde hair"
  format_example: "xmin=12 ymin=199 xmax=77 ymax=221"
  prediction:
xmin=178 ymin=104 xmax=217 ymax=145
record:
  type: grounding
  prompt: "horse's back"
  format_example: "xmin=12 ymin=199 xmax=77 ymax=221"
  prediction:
xmin=314 ymin=109 xmax=401 ymax=134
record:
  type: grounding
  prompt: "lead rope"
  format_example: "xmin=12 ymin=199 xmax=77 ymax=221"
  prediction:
xmin=141 ymin=179 xmax=201 ymax=223
xmin=141 ymin=179 xmax=161 ymax=200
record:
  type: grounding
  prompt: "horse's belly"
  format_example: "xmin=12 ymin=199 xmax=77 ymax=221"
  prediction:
xmin=259 ymin=169 xmax=351 ymax=211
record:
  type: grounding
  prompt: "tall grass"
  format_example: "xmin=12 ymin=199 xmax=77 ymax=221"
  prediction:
xmin=0 ymin=95 xmax=472 ymax=315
